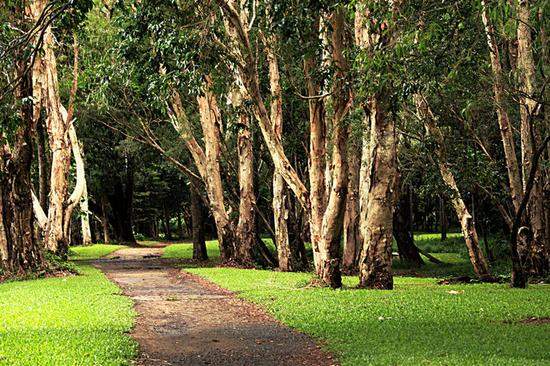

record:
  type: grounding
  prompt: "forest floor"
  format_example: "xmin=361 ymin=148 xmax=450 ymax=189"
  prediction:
xmin=93 ymin=246 xmax=336 ymax=366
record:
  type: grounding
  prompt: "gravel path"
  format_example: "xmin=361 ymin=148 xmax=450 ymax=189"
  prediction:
xmin=94 ymin=247 xmax=336 ymax=366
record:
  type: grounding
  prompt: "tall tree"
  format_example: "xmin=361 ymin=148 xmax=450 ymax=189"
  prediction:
xmin=356 ymin=0 xmax=400 ymax=290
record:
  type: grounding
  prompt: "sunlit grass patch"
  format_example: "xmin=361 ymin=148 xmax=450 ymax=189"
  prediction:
xmin=68 ymin=244 xmax=127 ymax=260
xmin=0 ymin=265 xmax=137 ymax=365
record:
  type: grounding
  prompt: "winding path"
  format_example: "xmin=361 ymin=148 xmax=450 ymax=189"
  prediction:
xmin=93 ymin=246 xmax=336 ymax=366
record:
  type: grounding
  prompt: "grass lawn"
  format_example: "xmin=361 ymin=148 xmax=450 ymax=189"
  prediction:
xmin=69 ymin=244 xmax=127 ymax=260
xmin=0 ymin=265 xmax=136 ymax=365
xmin=186 ymin=267 xmax=550 ymax=366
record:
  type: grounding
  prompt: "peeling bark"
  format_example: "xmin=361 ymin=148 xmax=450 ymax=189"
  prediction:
xmin=356 ymin=1 xmax=399 ymax=290
xmin=358 ymin=98 xmax=398 ymax=289
xmin=265 ymin=32 xmax=296 ymax=271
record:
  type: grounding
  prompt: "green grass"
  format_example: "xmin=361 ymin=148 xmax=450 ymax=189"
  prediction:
xmin=410 ymin=232 xmax=465 ymax=253
xmin=0 ymin=265 xmax=137 ymax=365
xmin=162 ymin=238 xmax=277 ymax=261
xmin=162 ymin=240 xmax=221 ymax=259
xmin=68 ymin=244 xmax=127 ymax=260
xmin=186 ymin=267 xmax=550 ymax=366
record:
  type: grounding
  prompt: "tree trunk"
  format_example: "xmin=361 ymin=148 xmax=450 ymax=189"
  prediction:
xmin=358 ymin=98 xmax=398 ymax=289
xmin=416 ymin=94 xmax=491 ymax=279
xmin=356 ymin=1 xmax=399 ymax=290
xmin=168 ymin=87 xmax=236 ymax=261
xmin=439 ymin=195 xmax=447 ymax=241
xmin=481 ymin=0 xmax=523 ymax=211
xmin=80 ymin=174 xmax=92 ymax=246
xmin=235 ymin=111 xmax=257 ymax=263
xmin=313 ymin=8 xmax=352 ymax=288
xmin=264 ymin=34 xmax=299 ymax=271
xmin=197 ymin=87 xmax=236 ymax=261
xmin=108 ymin=162 xmax=136 ymax=244
xmin=394 ymin=186 xmax=424 ymax=267
xmin=216 ymin=0 xmax=309 ymax=210
xmin=304 ymin=53 xmax=327 ymax=273
xmin=190 ymin=178 xmax=208 ymax=260
xmin=343 ymin=142 xmax=361 ymax=273
xmin=0 ymin=61 xmax=44 ymax=274
xmin=36 ymin=117 xmax=49 ymax=212
xmin=163 ymin=206 xmax=172 ymax=241
xmin=100 ymin=195 xmax=111 ymax=243
xmin=26 ymin=0 xmax=71 ymax=256
xmin=517 ymin=0 xmax=548 ymax=276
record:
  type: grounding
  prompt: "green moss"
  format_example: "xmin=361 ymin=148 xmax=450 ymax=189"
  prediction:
xmin=69 ymin=244 xmax=127 ymax=260
xmin=0 ymin=265 xmax=137 ymax=365
xmin=186 ymin=267 xmax=550 ymax=366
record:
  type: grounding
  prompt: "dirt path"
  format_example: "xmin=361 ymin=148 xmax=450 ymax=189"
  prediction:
xmin=94 ymin=247 xmax=336 ymax=366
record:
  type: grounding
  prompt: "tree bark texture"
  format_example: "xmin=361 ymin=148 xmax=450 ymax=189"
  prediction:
xmin=27 ymin=0 xmax=71 ymax=255
xmin=343 ymin=142 xmax=362 ymax=273
xmin=0 ymin=61 xmax=44 ymax=274
xmin=358 ymin=98 xmax=399 ymax=289
xmin=190 ymin=177 xmax=208 ymax=260
xmin=356 ymin=1 xmax=400 ymax=290
xmin=265 ymin=33 xmax=297 ymax=271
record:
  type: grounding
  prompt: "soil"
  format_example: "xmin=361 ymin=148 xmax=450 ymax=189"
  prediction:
xmin=94 ymin=246 xmax=337 ymax=366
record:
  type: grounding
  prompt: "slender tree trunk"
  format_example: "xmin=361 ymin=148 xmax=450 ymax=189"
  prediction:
xmin=309 ymin=9 xmax=351 ymax=287
xmin=100 ymin=195 xmax=111 ymax=243
xmin=80 ymin=182 xmax=92 ymax=245
xmin=168 ymin=86 xmax=236 ymax=261
xmin=517 ymin=0 xmax=548 ymax=276
xmin=36 ymin=117 xmax=49 ymax=212
xmin=235 ymin=112 xmax=257 ymax=263
xmin=481 ymin=0 xmax=523 ymax=211
xmin=416 ymin=94 xmax=491 ymax=279
xmin=177 ymin=212 xmax=184 ymax=240
xmin=343 ymin=143 xmax=361 ymax=273
xmin=439 ymin=195 xmax=447 ymax=241
xmin=218 ymin=2 xmax=350 ymax=285
xmin=304 ymin=53 xmax=327 ymax=273
xmin=394 ymin=186 xmax=424 ymax=267
xmin=265 ymin=32 xmax=296 ymax=271
xmin=163 ymin=206 xmax=172 ymax=241
xmin=197 ymin=87 xmax=236 ymax=261
xmin=216 ymin=0 xmax=309 ymax=210
xmin=190 ymin=178 xmax=208 ymax=260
